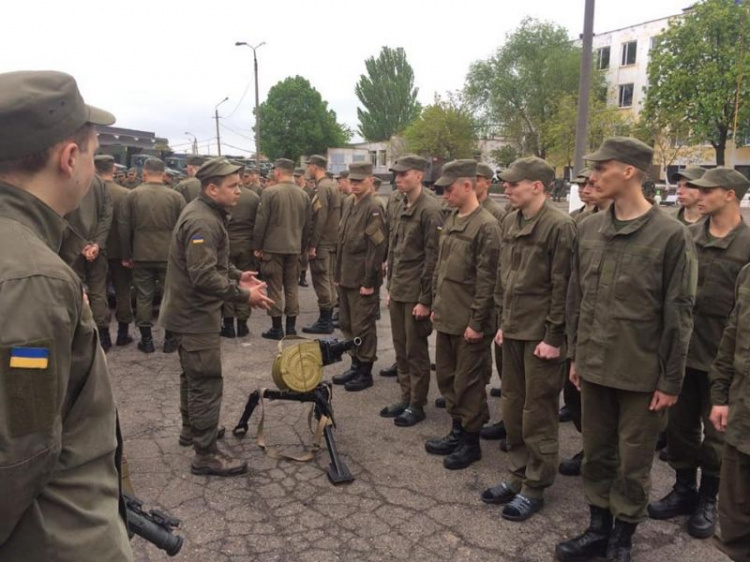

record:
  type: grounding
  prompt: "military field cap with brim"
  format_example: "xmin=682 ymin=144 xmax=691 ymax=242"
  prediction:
xmin=476 ymin=163 xmax=495 ymax=179
xmin=687 ymin=167 xmax=750 ymax=199
xmin=499 ymin=156 xmax=555 ymax=187
xmin=571 ymin=168 xmax=592 ymax=184
xmin=670 ymin=165 xmax=706 ymax=184
xmin=274 ymin=158 xmax=295 ymax=172
xmin=434 ymin=159 xmax=478 ymax=187
xmin=390 ymin=154 xmax=427 ymax=172
xmin=94 ymin=154 xmax=115 ymax=163
xmin=307 ymin=154 xmax=327 ymax=168
xmin=584 ymin=136 xmax=653 ymax=172
xmin=186 ymin=155 xmax=205 ymax=166
xmin=349 ymin=162 xmax=373 ymax=181
xmin=293 ymin=167 xmax=305 ymax=176
xmin=0 ymin=70 xmax=115 ymax=160
xmin=335 ymin=170 xmax=349 ymax=179
xmin=195 ymin=158 xmax=244 ymax=181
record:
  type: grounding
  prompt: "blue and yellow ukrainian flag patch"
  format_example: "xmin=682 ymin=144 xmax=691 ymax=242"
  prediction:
xmin=9 ymin=347 xmax=50 ymax=369
xmin=191 ymin=235 xmax=205 ymax=245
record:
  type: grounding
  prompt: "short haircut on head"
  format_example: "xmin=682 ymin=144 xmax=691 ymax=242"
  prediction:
xmin=143 ymin=158 xmax=165 ymax=173
xmin=0 ymin=123 xmax=94 ymax=176
xmin=95 ymin=159 xmax=115 ymax=175
xmin=201 ymin=176 xmax=224 ymax=191
xmin=458 ymin=176 xmax=477 ymax=189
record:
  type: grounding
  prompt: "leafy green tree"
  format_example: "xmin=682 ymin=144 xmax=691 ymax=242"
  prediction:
xmin=403 ymin=96 xmax=477 ymax=160
xmin=258 ymin=76 xmax=350 ymax=161
xmin=643 ymin=0 xmax=750 ymax=165
xmin=355 ymin=47 xmax=421 ymax=141
xmin=490 ymin=145 xmax=519 ymax=168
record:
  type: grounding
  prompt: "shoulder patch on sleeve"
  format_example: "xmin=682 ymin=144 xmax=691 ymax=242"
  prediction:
xmin=191 ymin=235 xmax=205 ymax=244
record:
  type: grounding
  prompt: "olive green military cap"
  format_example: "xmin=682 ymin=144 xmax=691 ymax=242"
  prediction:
xmin=571 ymin=168 xmax=592 ymax=185
xmin=434 ymin=159 xmax=478 ymax=187
xmin=293 ymin=167 xmax=305 ymax=176
xmin=325 ymin=171 xmax=334 ymax=179
xmin=307 ymin=154 xmax=327 ymax=168
xmin=687 ymin=167 xmax=750 ymax=199
xmin=245 ymin=167 xmax=258 ymax=174
xmin=499 ymin=156 xmax=555 ymax=187
xmin=476 ymin=163 xmax=495 ymax=179
xmin=186 ymin=155 xmax=205 ymax=166
xmin=0 ymin=70 xmax=115 ymax=160
xmin=390 ymin=154 xmax=427 ymax=172
xmin=274 ymin=158 xmax=295 ymax=172
xmin=195 ymin=157 xmax=243 ymax=180
xmin=94 ymin=154 xmax=115 ymax=163
xmin=349 ymin=162 xmax=373 ymax=180
xmin=335 ymin=170 xmax=349 ymax=179
xmin=670 ymin=165 xmax=706 ymax=184
xmin=585 ymin=136 xmax=653 ymax=172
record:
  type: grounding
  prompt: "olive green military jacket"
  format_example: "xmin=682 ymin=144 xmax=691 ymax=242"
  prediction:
xmin=303 ymin=185 xmax=315 ymax=200
xmin=247 ymin=182 xmax=263 ymax=197
xmin=687 ymin=219 xmax=750 ymax=372
xmin=481 ymin=195 xmax=507 ymax=224
xmin=253 ymin=180 xmax=311 ymax=255
xmin=567 ymin=205 xmax=697 ymax=395
xmin=0 ymin=182 xmax=132 ymax=561
xmin=174 ymin=176 xmax=201 ymax=203
xmin=432 ymin=206 xmax=500 ymax=336
xmin=570 ymin=205 xmax=588 ymax=220
xmin=386 ymin=189 xmax=444 ymax=306
xmin=335 ymin=192 xmax=387 ymax=290
xmin=670 ymin=205 xmax=704 ymax=227
xmin=59 ymin=175 xmax=113 ymax=264
xmin=105 ymin=179 xmax=130 ymax=260
xmin=496 ymin=201 xmax=576 ymax=346
xmin=710 ymin=264 xmax=750 ymax=454
xmin=163 ymin=194 xmax=249 ymax=334
xmin=309 ymin=177 xmax=341 ymax=250
xmin=227 ymin=186 xmax=260 ymax=246
xmin=120 ymin=182 xmax=185 ymax=263
xmin=574 ymin=205 xmax=606 ymax=225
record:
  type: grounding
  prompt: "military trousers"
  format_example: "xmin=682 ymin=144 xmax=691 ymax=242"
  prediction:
xmin=299 ymin=250 xmax=309 ymax=273
xmin=261 ymin=253 xmax=300 ymax=318
xmin=223 ymin=244 xmax=253 ymax=321
xmin=339 ymin=286 xmax=378 ymax=362
xmin=667 ymin=367 xmax=724 ymax=478
xmin=501 ymin=338 xmax=566 ymax=499
xmin=435 ymin=332 xmax=492 ymax=433
xmin=581 ymin=379 xmax=666 ymax=523
xmin=389 ymin=300 xmax=432 ymax=409
xmin=176 ymin=332 xmax=223 ymax=454
xmin=717 ymin=443 xmax=750 ymax=562
xmin=493 ymin=341 xmax=503 ymax=383
xmin=310 ymin=247 xmax=337 ymax=310
xmin=563 ymin=367 xmax=583 ymax=433
xmin=72 ymin=254 xmax=110 ymax=328
xmin=132 ymin=261 xmax=166 ymax=328
xmin=108 ymin=259 xmax=133 ymax=324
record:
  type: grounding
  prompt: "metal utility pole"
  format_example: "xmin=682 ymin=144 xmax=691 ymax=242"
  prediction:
xmin=235 ymin=41 xmax=266 ymax=164
xmin=574 ymin=0 xmax=596 ymax=177
xmin=214 ymin=97 xmax=229 ymax=156
xmin=184 ymin=132 xmax=198 ymax=155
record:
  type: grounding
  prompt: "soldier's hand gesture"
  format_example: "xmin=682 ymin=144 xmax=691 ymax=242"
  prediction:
xmin=709 ymin=405 xmax=729 ymax=433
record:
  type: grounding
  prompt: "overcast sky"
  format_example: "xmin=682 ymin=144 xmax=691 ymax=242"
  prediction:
xmin=2 ymin=0 xmax=690 ymax=156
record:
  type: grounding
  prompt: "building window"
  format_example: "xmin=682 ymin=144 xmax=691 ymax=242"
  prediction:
xmin=369 ymin=151 xmax=377 ymax=166
xmin=649 ymin=36 xmax=659 ymax=50
xmin=378 ymin=150 xmax=387 ymax=167
xmin=596 ymin=47 xmax=610 ymax=70
xmin=618 ymin=84 xmax=634 ymax=108
xmin=621 ymin=41 xmax=637 ymax=66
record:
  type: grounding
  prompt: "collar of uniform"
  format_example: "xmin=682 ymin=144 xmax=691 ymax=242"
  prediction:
xmin=197 ymin=192 xmax=230 ymax=218
xmin=446 ymin=204 xmax=484 ymax=233
xmin=353 ymin=191 xmax=373 ymax=206
xmin=694 ymin=217 xmax=748 ymax=249
xmin=509 ymin=199 xmax=551 ymax=238
xmin=600 ymin=203 xmax=659 ymax=238
xmin=0 ymin=179 xmax=68 ymax=253
xmin=400 ymin=188 xmax=427 ymax=217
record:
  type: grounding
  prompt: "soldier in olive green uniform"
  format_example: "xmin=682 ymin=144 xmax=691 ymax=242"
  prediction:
xmin=163 ymin=158 xmax=272 ymax=476
xmin=379 ymin=155 xmax=443 ymax=426
xmin=95 ymin=155 xmax=134 ymax=347
xmin=569 ymin=170 xmax=594 ymax=219
xmin=242 ymin=167 xmax=263 ymax=197
xmin=123 ymin=168 xmax=140 ymax=189
xmin=0 ymin=70 xmax=132 ymax=562
xmin=482 ymin=157 xmax=575 ymax=522
xmin=556 ymin=138 xmax=696 ymax=562
xmin=331 ymin=162 xmax=387 ymax=392
xmin=649 ymin=168 xmax=750 ymax=540
xmin=301 ymin=155 xmax=341 ymax=334
xmin=221 ymin=175 xmax=260 ymax=339
xmin=671 ymin=166 xmax=706 ymax=226
xmin=253 ymin=159 xmax=312 ymax=339
xmin=174 ymin=155 xmax=205 ymax=203
xmin=120 ymin=158 xmax=185 ymax=353
xmin=709 ymin=264 xmax=750 ymax=562
xmin=425 ymin=160 xmax=500 ymax=471
xmin=294 ymin=167 xmax=312 ymax=288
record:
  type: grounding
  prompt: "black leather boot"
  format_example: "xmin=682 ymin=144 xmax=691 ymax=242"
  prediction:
xmin=285 ymin=316 xmax=297 ymax=336
xmin=344 ymin=361 xmax=374 ymax=392
xmin=559 ymin=451 xmax=584 ymax=476
xmin=648 ymin=468 xmax=698 ymax=520
xmin=163 ymin=330 xmax=178 ymax=353
xmin=379 ymin=362 xmax=398 ymax=377
xmin=302 ymin=308 xmax=334 ymax=334
xmin=221 ymin=317 xmax=236 ymax=338
xmin=236 ymin=319 xmax=249 ymax=338
xmin=688 ymin=474 xmax=719 ymax=539
xmin=332 ymin=357 xmax=360 ymax=385
xmin=606 ymin=519 xmax=636 ymax=562
xmin=444 ymin=431 xmax=481 ymax=470
xmin=116 ymin=322 xmax=133 ymax=346
xmin=480 ymin=421 xmax=506 ymax=440
xmin=137 ymin=327 xmax=155 ymax=354
xmin=425 ymin=419 xmax=463 ymax=456
xmin=555 ymin=505 xmax=613 ymax=561
xmin=299 ymin=271 xmax=308 ymax=287
xmin=99 ymin=327 xmax=112 ymax=352
xmin=262 ymin=317 xmax=284 ymax=341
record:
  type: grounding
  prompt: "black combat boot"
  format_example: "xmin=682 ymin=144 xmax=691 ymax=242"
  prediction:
xmin=302 ymin=309 xmax=334 ymax=334
xmin=559 ymin=450 xmax=584 ymax=476
xmin=379 ymin=362 xmax=398 ymax=377
xmin=425 ymin=419 xmax=463 ymax=456
xmin=648 ymin=468 xmax=698 ymax=520
xmin=555 ymin=505 xmax=613 ymax=561
xmin=344 ymin=361 xmax=374 ymax=392
xmin=480 ymin=421 xmax=506 ymax=440
xmin=688 ymin=474 xmax=719 ymax=539
xmin=236 ymin=319 xmax=249 ymax=338
xmin=444 ymin=431 xmax=481 ymax=470
xmin=285 ymin=316 xmax=297 ymax=336
xmin=332 ymin=357 xmax=360 ymax=385
xmin=299 ymin=271 xmax=308 ymax=287
xmin=221 ymin=317 xmax=236 ymax=338
xmin=116 ymin=322 xmax=133 ymax=346
xmin=434 ymin=396 xmax=446 ymax=408
xmin=606 ymin=519 xmax=636 ymax=562
xmin=99 ymin=327 xmax=112 ymax=352
xmin=163 ymin=330 xmax=178 ymax=353
xmin=137 ymin=327 xmax=155 ymax=354
xmin=262 ymin=317 xmax=284 ymax=341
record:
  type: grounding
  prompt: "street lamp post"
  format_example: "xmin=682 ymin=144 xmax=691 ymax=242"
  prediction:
xmin=235 ymin=41 xmax=266 ymax=165
xmin=184 ymin=131 xmax=198 ymax=155
xmin=214 ymin=97 xmax=229 ymax=156
xmin=573 ymin=0 xmax=596 ymax=178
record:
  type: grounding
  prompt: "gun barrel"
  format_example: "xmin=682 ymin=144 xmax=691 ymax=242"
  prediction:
xmin=127 ymin=505 xmax=183 ymax=556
